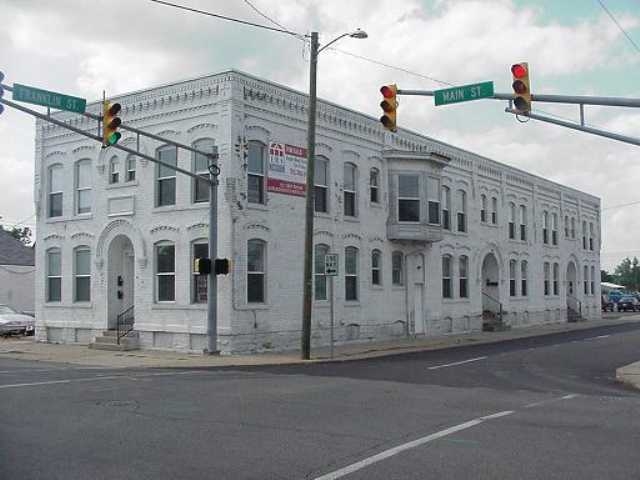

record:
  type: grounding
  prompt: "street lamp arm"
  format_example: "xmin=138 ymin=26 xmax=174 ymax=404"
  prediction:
xmin=318 ymin=33 xmax=350 ymax=53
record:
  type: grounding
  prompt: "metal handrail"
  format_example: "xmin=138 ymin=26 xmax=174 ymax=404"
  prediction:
xmin=482 ymin=291 xmax=504 ymax=321
xmin=116 ymin=305 xmax=135 ymax=345
xmin=567 ymin=295 xmax=582 ymax=315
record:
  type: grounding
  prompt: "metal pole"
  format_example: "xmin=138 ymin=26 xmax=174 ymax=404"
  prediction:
xmin=329 ymin=275 xmax=334 ymax=360
xmin=301 ymin=31 xmax=319 ymax=360
xmin=206 ymin=149 xmax=220 ymax=355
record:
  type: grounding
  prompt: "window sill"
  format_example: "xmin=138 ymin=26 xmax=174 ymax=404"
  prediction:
xmin=151 ymin=304 xmax=207 ymax=310
xmin=481 ymin=223 xmax=499 ymax=228
xmin=443 ymin=298 xmax=470 ymax=304
xmin=344 ymin=301 xmax=361 ymax=307
xmin=392 ymin=285 xmax=405 ymax=291
xmin=71 ymin=302 xmax=93 ymax=308
xmin=235 ymin=303 xmax=271 ymax=311
xmin=370 ymin=285 xmax=384 ymax=291
xmin=313 ymin=301 xmax=330 ymax=308
xmin=106 ymin=181 xmax=139 ymax=190
xmin=46 ymin=214 xmax=93 ymax=224
xmin=314 ymin=212 xmax=332 ymax=219
xmin=369 ymin=202 xmax=383 ymax=209
xmin=343 ymin=216 xmax=360 ymax=223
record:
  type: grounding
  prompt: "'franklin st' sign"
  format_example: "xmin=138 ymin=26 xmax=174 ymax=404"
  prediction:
xmin=12 ymin=83 xmax=87 ymax=114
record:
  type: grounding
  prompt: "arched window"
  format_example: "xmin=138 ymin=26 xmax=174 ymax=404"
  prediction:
xmin=48 ymin=164 xmax=64 ymax=218
xmin=590 ymin=266 xmax=595 ymax=294
xmin=192 ymin=138 xmax=215 ymax=203
xmin=584 ymin=265 xmax=589 ymax=295
xmin=126 ymin=154 xmax=136 ymax=182
xmin=564 ymin=215 xmax=570 ymax=238
xmin=46 ymin=247 xmax=62 ymax=302
xmin=156 ymin=145 xmax=177 ymax=207
xmin=480 ymin=194 xmax=487 ymax=222
xmin=459 ymin=256 xmax=468 ymax=298
xmin=542 ymin=211 xmax=549 ymax=244
xmin=508 ymin=202 xmax=516 ymax=239
xmin=589 ymin=222 xmax=595 ymax=251
xmin=315 ymin=156 xmax=329 ymax=213
xmin=544 ymin=262 xmax=550 ymax=296
xmin=345 ymin=246 xmax=359 ymax=301
xmin=509 ymin=259 xmax=517 ymax=297
xmin=441 ymin=186 xmax=451 ymax=230
xmin=369 ymin=168 xmax=380 ymax=204
xmin=73 ymin=246 xmax=91 ymax=302
xmin=457 ymin=190 xmax=467 ymax=232
xmin=155 ymin=241 xmax=175 ymax=302
xmin=582 ymin=220 xmax=588 ymax=249
xmin=571 ymin=217 xmax=576 ymax=239
xmin=371 ymin=249 xmax=382 ymax=286
xmin=75 ymin=159 xmax=92 ymax=215
xmin=553 ymin=263 xmax=559 ymax=295
xmin=442 ymin=255 xmax=452 ymax=298
xmin=247 ymin=239 xmax=266 ymax=303
xmin=491 ymin=196 xmax=498 ymax=224
xmin=109 ymin=156 xmax=120 ymax=184
xmin=521 ymin=260 xmax=528 ymax=296
xmin=343 ymin=163 xmax=357 ymax=217
xmin=552 ymin=213 xmax=558 ymax=245
xmin=520 ymin=205 xmax=527 ymax=241
xmin=314 ymin=244 xmax=329 ymax=300
xmin=192 ymin=240 xmax=208 ymax=303
xmin=392 ymin=251 xmax=404 ymax=286
xmin=248 ymin=141 xmax=266 ymax=204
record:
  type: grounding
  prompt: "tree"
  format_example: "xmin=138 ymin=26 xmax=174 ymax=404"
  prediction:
xmin=613 ymin=257 xmax=640 ymax=291
xmin=0 ymin=225 xmax=33 ymax=246
xmin=601 ymin=269 xmax=614 ymax=283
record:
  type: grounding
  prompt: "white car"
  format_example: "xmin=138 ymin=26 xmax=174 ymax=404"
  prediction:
xmin=0 ymin=305 xmax=35 ymax=336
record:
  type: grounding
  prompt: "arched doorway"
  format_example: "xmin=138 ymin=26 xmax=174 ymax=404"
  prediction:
xmin=566 ymin=261 xmax=580 ymax=321
xmin=481 ymin=253 xmax=501 ymax=329
xmin=107 ymin=234 xmax=135 ymax=330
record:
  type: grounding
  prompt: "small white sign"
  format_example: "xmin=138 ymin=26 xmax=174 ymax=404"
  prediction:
xmin=325 ymin=254 xmax=339 ymax=276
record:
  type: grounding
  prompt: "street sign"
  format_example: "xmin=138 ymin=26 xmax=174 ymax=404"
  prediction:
xmin=325 ymin=254 xmax=339 ymax=276
xmin=434 ymin=81 xmax=494 ymax=106
xmin=12 ymin=83 xmax=87 ymax=114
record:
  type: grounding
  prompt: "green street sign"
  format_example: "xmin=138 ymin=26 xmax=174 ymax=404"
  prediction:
xmin=12 ymin=83 xmax=86 ymax=114
xmin=434 ymin=81 xmax=495 ymax=106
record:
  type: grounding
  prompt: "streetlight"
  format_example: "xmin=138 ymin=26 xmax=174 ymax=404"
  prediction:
xmin=301 ymin=29 xmax=368 ymax=360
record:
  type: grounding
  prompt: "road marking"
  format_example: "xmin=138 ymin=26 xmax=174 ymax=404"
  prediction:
xmin=427 ymin=356 xmax=487 ymax=370
xmin=583 ymin=334 xmax=611 ymax=341
xmin=524 ymin=393 xmax=579 ymax=409
xmin=312 ymin=410 xmax=514 ymax=480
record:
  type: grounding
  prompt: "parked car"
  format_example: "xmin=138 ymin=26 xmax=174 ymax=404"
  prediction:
xmin=0 ymin=305 xmax=35 ymax=336
xmin=601 ymin=294 xmax=615 ymax=312
xmin=616 ymin=295 xmax=640 ymax=312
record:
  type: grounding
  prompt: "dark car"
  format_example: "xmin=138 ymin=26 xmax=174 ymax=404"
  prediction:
xmin=601 ymin=295 xmax=615 ymax=312
xmin=617 ymin=295 xmax=639 ymax=312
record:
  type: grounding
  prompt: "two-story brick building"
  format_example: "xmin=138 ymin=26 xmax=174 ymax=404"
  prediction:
xmin=33 ymin=70 xmax=601 ymax=353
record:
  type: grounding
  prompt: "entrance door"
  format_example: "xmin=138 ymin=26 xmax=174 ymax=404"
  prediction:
xmin=107 ymin=235 xmax=135 ymax=329
xmin=411 ymin=254 xmax=426 ymax=335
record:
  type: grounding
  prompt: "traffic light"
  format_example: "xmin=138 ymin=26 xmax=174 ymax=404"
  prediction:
xmin=379 ymin=84 xmax=398 ymax=132
xmin=102 ymin=100 xmax=122 ymax=147
xmin=214 ymin=258 xmax=230 ymax=275
xmin=511 ymin=62 xmax=531 ymax=114
xmin=194 ymin=257 xmax=212 ymax=275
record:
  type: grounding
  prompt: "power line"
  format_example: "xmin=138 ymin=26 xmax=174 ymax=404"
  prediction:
xmin=149 ymin=0 xmax=302 ymax=37
xmin=242 ymin=0 xmax=299 ymax=38
xmin=597 ymin=0 xmax=640 ymax=54
xmin=603 ymin=200 xmax=640 ymax=211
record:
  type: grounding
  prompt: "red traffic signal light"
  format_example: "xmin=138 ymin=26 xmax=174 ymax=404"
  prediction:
xmin=511 ymin=62 xmax=531 ymax=113
xmin=379 ymin=84 xmax=398 ymax=132
xmin=102 ymin=101 xmax=122 ymax=147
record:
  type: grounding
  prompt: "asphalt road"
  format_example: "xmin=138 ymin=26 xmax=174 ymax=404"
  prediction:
xmin=1 ymin=322 xmax=640 ymax=480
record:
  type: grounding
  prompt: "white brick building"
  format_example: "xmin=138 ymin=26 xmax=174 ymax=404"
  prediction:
xmin=33 ymin=70 xmax=601 ymax=353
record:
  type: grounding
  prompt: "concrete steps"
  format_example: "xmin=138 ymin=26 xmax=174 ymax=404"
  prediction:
xmin=89 ymin=330 xmax=139 ymax=351
xmin=482 ymin=311 xmax=511 ymax=332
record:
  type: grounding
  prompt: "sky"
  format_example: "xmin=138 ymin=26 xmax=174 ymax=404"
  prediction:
xmin=1 ymin=0 xmax=639 ymax=271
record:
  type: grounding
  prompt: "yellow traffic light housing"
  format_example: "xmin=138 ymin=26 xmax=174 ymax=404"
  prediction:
xmin=102 ymin=100 xmax=122 ymax=147
xmin=379 ymin=84 xmax=398 ymax=132
xmin=511 ymin=62 xmax=531 ymax=114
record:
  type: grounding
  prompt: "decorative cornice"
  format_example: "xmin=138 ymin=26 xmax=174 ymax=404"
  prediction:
xmin=45 ymin=150 xmax=66 ymax=159
xmin=314 ymin=230 xmax=334 ymax=238
xmin=156 ymin=129 xmax=179 ymax=138
xmin=72 ymin=145 xmax=96 ymax=155
xmin=342 ymin=232 xmax=362 ymax=241
xmin=187 ymin=123 xmax=217 ymax=134
xmin=244 ymin=223 xmax=270 ymax=232
xmin=368 ymin=235 xmax=385 ymax=243
xmin=43 ymin=233 xmax=65 ymax=241
xmin=187 ymin=223 xmax=208 ymax=231
xmin=71 ymin=232 xmax=95 ymax=241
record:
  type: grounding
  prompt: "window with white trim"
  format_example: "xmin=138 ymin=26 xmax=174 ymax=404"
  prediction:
xmin=441 ymin=186 xmax=451 ymax=230
xmin=521 ymin=260 xmax=528 ymax=297
xmin=193 ymin=138 xmax=215 ymax=203
xmin=457 ymin=190 xmax=467 ymax=232
xmin=192 ymin=241 xmax=208 ymax=303
xmin=75 ymin=159 xmax=92 ymax=215
xmin=584 ymin=265 xmax=589 ymax=295
xmin=565 ymin=215 xmax=570 ymax=238
xmin=46 ymin=248 xmax=62 ymax=302
xmin=544 ymin=262 xmax=550 ymax=296
xmin=459 ymin=255 xmax=468 ymax=298
xmin=155 ymin=242 xmax=175 ymax=302
xmin=552 ymin=213 xmax=558 ymax=245
xmin=248 ymin=141 xmax=266 ymax=204
xmin=571 ymin=217 xmax=576 ymax=239
xmin=589 ymin=222 xmax=595 ymax=251
xmin=247 ymin=239 xmax=266 ymax=303
xmin=371 ymin=249 xmax=382 ymax=286
xmin=510 ymin=259 xmax=517 ymax=297
xmin=74 ymin=246 xmax=91 ymax=302
xmin=590 ymin=266 xmax=595 ymax=294
xmin=126 ymin=155 xmax=136 ymax=182
xmin=582 ymin=221 xmax=587 ymax=249
xmin=48 ymin=165 xmax=63 ymax=218
xmin=314 ymin=244 xmax=329 ymax=300
xmin=553 ymin=262 xmax=559 ymax=296
xmin=508 ymin=202 xmax=516 ymax=239
xmin=369 ymin=168 xmax=380 ymax=204
xmin=398 ymin=174 xmax=420 ymax=222
xmin=520 ymin=205 xmax=527 ymax=241
xmin=315 ymin=157 xmax=329 ymax=213
xmin=480 ymin=194 xmax=487 ymax=223
xmin=345 ymin=246 xmax=359 ymax=301
xmin=109 ymin=156 xmax=120 ymax=184
xmin=156 ymin=145 xmax=177 ymax=207
xmin=427 ymin=177 xmax=440 ymax=225
xmin=392 ymin=251 xmax=404 ymax=286
xmin=491 ymin=196 xmax=498 ymax=225
xmin=442 ymin=255 xmax=452 ymax=299
xmin=343 ymin=163 xmax=357 ymax=217
xmin=542 ymin=211 xmax=549 ymax=244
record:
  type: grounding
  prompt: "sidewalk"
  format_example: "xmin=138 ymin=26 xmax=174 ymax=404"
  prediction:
xmin=616 ymin=361 xmax=640 ymax=391
xmin=1 ymin=315 xmax=640 ymax=369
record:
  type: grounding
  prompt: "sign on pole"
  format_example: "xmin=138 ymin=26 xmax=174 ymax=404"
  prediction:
xmin=12 ymin=83 xmax=87 ymax=114
xmin=434 ymin=81 xmax=494 ymax=106
xmin=267 ymin=142 xmax=307 ymax=197
xmin=325 ymin=254 xmax=339 ymax=276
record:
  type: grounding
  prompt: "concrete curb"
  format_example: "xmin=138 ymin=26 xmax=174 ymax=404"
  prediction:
xmin=616 ymin=361 xmax=640 ymax=391
xmin=1 ymin=316 xmax=639 ymax=369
